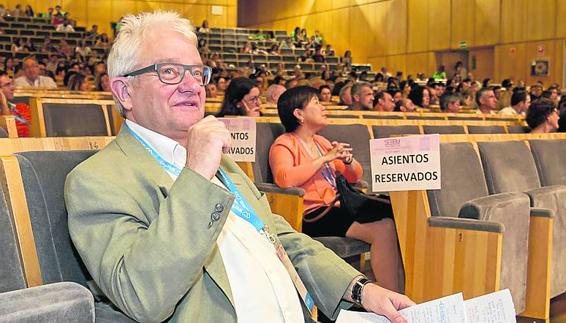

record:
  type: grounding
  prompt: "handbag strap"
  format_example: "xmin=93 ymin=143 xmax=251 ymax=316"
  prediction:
xmin=303 ymin=196 xmax=339 ymax=223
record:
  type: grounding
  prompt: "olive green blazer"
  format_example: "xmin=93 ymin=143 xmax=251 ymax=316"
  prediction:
xmin=65 ymin=127 xmax=360 ymax=322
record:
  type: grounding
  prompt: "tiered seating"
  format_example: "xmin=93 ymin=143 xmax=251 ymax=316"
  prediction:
xmin=0 ymin=16 xmax=105 ymax=60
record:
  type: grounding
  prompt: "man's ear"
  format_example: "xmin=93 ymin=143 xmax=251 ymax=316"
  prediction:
xmin=111 ymin=77 xmax=133 ymax=113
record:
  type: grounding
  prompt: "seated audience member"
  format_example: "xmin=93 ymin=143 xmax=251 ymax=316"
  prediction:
xmin=0 ymin=71 xmax=31 ymax=136
xmin=86 ymin=24 xmax=99 ymax=38
xmin=399 ymin=80 xmax=411 ymax=98
xmin=270 ymin=86 xmax=404 ymax=293
xmin=198 ymin=19 xmax=210 ymax=33
xmin=319 ymin=85 xmax=332 ymax=103
xmin=389 ymin=89 xmax=403 ymax=103
xmin=407 ymin=85 xmax=430 ymax=109
xmin=11 ymin=38 xmax=26 ymax=54
xmin=530 ymin=83 xmax=543 ymax=101
xmin=559 ymin=96 xmax=566 ymax=132
xmin=75 ymin=40 xmax=92 ymax=59
xmin=338 ymin=83 xmax=352 ymax=106
xmin=14 ymin=57 xmax=57 ymax=88
xmin=205 ymin=82 xmax=218 ymax=99
xmin=499 ymin=88 xmax=530 ymax=116
xmin=349 ymin=82 xmax=374 ymax=111
xmin=527 ymin=98 xmax=560 ymax=133
xmin=217 ymin=77 xmax=261 ymax=117
xmin=460 ymin=89 xmax=474 ymax=107
xmin=375 ymin=91 xmax=395 ymax=112
xmin=394 ymin=98 xmax=416 ymax=112
xmin=67 ymin=73 xmax=90 ymax=91
xmin=95 ymin=72 xmax=111 ymax=92
xmin=65 ymin=12 xmax=413 ymax=323
xmin=215 ymin=76 xmax=228 ymax=94
xmin=266 ymin=84 xmax=286 ymax=105
xmin=56 ymin=19 xmax=75 ymax=32
xmin=475 ymin=87 xmax=498 ymax=115
xmin=439 ymin=93 xmax=462 ymax=113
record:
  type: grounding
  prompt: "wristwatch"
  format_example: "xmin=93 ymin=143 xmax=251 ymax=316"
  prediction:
xmin=352 ymin=277 xmax=370 ymax=305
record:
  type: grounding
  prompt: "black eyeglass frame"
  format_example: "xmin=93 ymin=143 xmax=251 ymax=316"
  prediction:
xmin=123 ymin=63 xmax=212 ymax=86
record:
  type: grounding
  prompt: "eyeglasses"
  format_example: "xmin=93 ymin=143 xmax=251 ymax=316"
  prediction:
xmin=245 ymin=95 xmax=261 ymax=103
xmin=124 ymin=63 xmax=212 ymax=86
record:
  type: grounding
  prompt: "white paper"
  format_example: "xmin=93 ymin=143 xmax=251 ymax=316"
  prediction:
xmin=218 ymin=117 xmax=256 ymax=162
xmin=336 ymin=289 xmax=516 ymax=323
xmin=465 ymin=289 xmax=516 ymax=323
xmin=336 ymin=293 xmax=467 ymax=323
xmin=369 ymin=134 xmax=441 ymax=192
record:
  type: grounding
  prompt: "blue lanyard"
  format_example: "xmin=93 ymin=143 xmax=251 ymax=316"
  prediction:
xmin=314 ymin=144 xmax=337 ymax=188
xmin=126 ymin=123 xmax=265 ymax=232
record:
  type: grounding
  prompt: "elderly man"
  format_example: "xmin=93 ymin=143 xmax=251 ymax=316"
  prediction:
xmin=475 ymin=87 xmax=498 ymax=114
xmin=265 ymin=83 xmax=286 ymax=105
xmin=338 ymin=83 xmax=352 ymax=106
xmin=0 ymin=71 xmax=31 ymax=136
xmin=65 ymin=11 xmax=413 ymax=323
xmin=13 ymin=57 xmax=57 ymax=89
xmin=349 ymin=82 xmax=374 ymax=111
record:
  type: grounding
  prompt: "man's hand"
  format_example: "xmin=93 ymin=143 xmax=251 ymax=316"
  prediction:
xmin=361 ymin=283 xmax=415 ymax=323
xmin=185 ymin=115 xmax=231 ymax=179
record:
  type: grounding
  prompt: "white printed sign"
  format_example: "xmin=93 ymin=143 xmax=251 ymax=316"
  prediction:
xmin=218 ymin=117 xmax=256 ymax=162
xmin=370 ymin=134 xmax=441 ymax=192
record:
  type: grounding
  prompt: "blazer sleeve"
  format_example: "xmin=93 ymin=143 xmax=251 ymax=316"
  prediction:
xmin=65 ymin=165 xmax=234 ymax=322
xmin=273 ymin=214 xmax=360 ymax=319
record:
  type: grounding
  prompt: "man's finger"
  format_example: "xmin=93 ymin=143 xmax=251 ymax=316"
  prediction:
xmin=379 ymin=300 xmax=408 ymax=323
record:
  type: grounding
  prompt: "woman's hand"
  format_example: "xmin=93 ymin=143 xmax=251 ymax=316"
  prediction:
xmin=324 ymin=141 xmax=353 ymax=163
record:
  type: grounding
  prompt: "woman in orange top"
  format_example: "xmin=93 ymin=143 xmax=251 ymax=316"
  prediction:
xmin=269 ymin=86 xmax=402 ymax=292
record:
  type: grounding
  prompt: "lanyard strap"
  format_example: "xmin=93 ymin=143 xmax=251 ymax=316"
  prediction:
xmin=126 ymin=123 xmax=314 ymax=313
xmin=314 ymin=143 xmax=337 ymax=188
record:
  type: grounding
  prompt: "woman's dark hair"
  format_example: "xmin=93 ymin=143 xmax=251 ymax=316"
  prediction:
xmin=277 ymin=86 xmax=319 ymax=133
xmin=67 ymin=73 xmax=86 ymax=91
xmin=527 ymin=98 xmax=556 ymax=130
xmin=95 ymin=72 xmax=108 ymax=91
xmin=408 ymin=85 xmax=427 ymax=107
xmin=217 ymin=77 xmax=257 ymax=117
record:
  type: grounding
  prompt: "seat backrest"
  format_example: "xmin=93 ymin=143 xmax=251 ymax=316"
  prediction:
xmin=16 ymin=150 xmax=97 ymax=286
xmin=506 ymin=125 xmax=529 ymax=134
xmin=422 ymin=125 xmax=466 ymax=134
xmin=42 ymin=103 xmax=109 ymax=137
xmin=372 ymin=125 xmax=420 ymax=139
xmin=529 ymin=139 xmax=566 ymax=186
xmin=405 ymin=115 xmax=444 ymax=120
xmin=363 ymin=114 xmax=404 ymax=120
xmin=467 ymin=125 xmax=506 ymax=134
xmin=478 ymin=141 xmax=541 ymax=194
xmin=318 ymin=124 xmax=372 ymax=184
xmin=0 ymin=186 xmax=26 ymax=293
xmin=254 ymin=122 xmax=285 ymax=183
xmin=427 ymin=142 xmax=490 ymax=217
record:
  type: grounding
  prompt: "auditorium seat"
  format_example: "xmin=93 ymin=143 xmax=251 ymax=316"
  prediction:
xmin=422 ymin=125 xmax=466 ymax=134
xmin=40 ymin=103 xmax=111 ymax=137
xmin=318 ymin=123 xmax=372 ymax=185
xmin=372 ymin=125 xmax=420 ymax=139
xmin=478 ymin=141 xmax=566 ymax=298
xmin=467 ymin=125 xmax=506 ymax=134
xmin=427 ymin=142 xmax=535 ymax=313
xmin=528 ymin=139 xmax=566 ymax=186
xmin=0 ymin=151 xmax=135 ymax=322
xmin=0 ymin=163 xmax=95 ymax=322
xmin=362 ymin=114 xmax=404 ymax=120
xmin=406 ymin=115 xmax=444 ymax=120
xmin=253 ymin=122 xmax=370 ymax=262
xmin=507 ymin=125 xmax=529 ymax=133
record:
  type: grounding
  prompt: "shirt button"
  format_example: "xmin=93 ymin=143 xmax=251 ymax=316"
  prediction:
xmin=211 ymin=211 xmax=221 ymax=222
xmin=215 ymin=203 xmax=224 ymax=212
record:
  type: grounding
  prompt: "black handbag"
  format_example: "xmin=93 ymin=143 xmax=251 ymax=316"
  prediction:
xmin=335 ymin=174 xmax=393 ymax=223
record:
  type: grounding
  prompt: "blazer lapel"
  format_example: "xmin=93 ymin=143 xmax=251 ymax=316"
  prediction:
xmin=114 ymin=126 xmax=235 ymax=306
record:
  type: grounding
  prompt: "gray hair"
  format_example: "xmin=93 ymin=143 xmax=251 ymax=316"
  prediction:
xmin=107 ymin=11 xmax=198 ymax=116
xmin=351 ymin=81 xmax=371 ymax=98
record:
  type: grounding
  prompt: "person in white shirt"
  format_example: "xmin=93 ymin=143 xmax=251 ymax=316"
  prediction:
xmin=65 ymin=11 xmax=414 ymax=323
xmin=499 ymin=88 xmax=530 ymax=116
xmin=13 ymin=57 xmax=57 ymax=89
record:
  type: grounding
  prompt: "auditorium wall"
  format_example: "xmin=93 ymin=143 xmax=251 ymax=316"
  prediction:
xmin=3 ymin=0 xmax=237 ymax=35
xmin=239 ymin=0 xmax=565 ymax=86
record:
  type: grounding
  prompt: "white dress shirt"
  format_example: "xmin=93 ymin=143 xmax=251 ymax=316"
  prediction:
xmin=14 ymin=75 xmax=57 ymax=89
xmin=126 ymin=120 xmax=305 ymax=323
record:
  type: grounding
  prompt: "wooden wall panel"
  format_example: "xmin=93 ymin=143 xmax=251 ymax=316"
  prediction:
xmin=469 ymin=47 xmax=495 ymax=81
xmin=349 ymin=5 xmax=372 ymax=62
xmin=428 ymin=0 xmax=450 ymax=51
xmin=495 ymin=43 xmax=528 ymax=84
xmin=405 ymin=52 xmax=433 ymax=77
xmin=383 ymin=0 xmax=408 ymax=55
xmin=407 ymin=0 xmax=428 ymax=53
xmin=525 ymin=40 xmax=557 ymax=85
xmin=500 ymin=0 xmax=527 ymax=43
xmin=450 ymin=0 xmax=475 ymax=48
xmin=474 ymin=0 xmax=500 ymax=46
xmin=526 ymin=0 xmax=556 ymax=41
xmin=557 ymin=0 xmax=566 ymax=38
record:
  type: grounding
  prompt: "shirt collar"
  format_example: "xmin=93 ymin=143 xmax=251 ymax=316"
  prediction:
xmin=125 ymin=119 xmax=186 ymax=170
